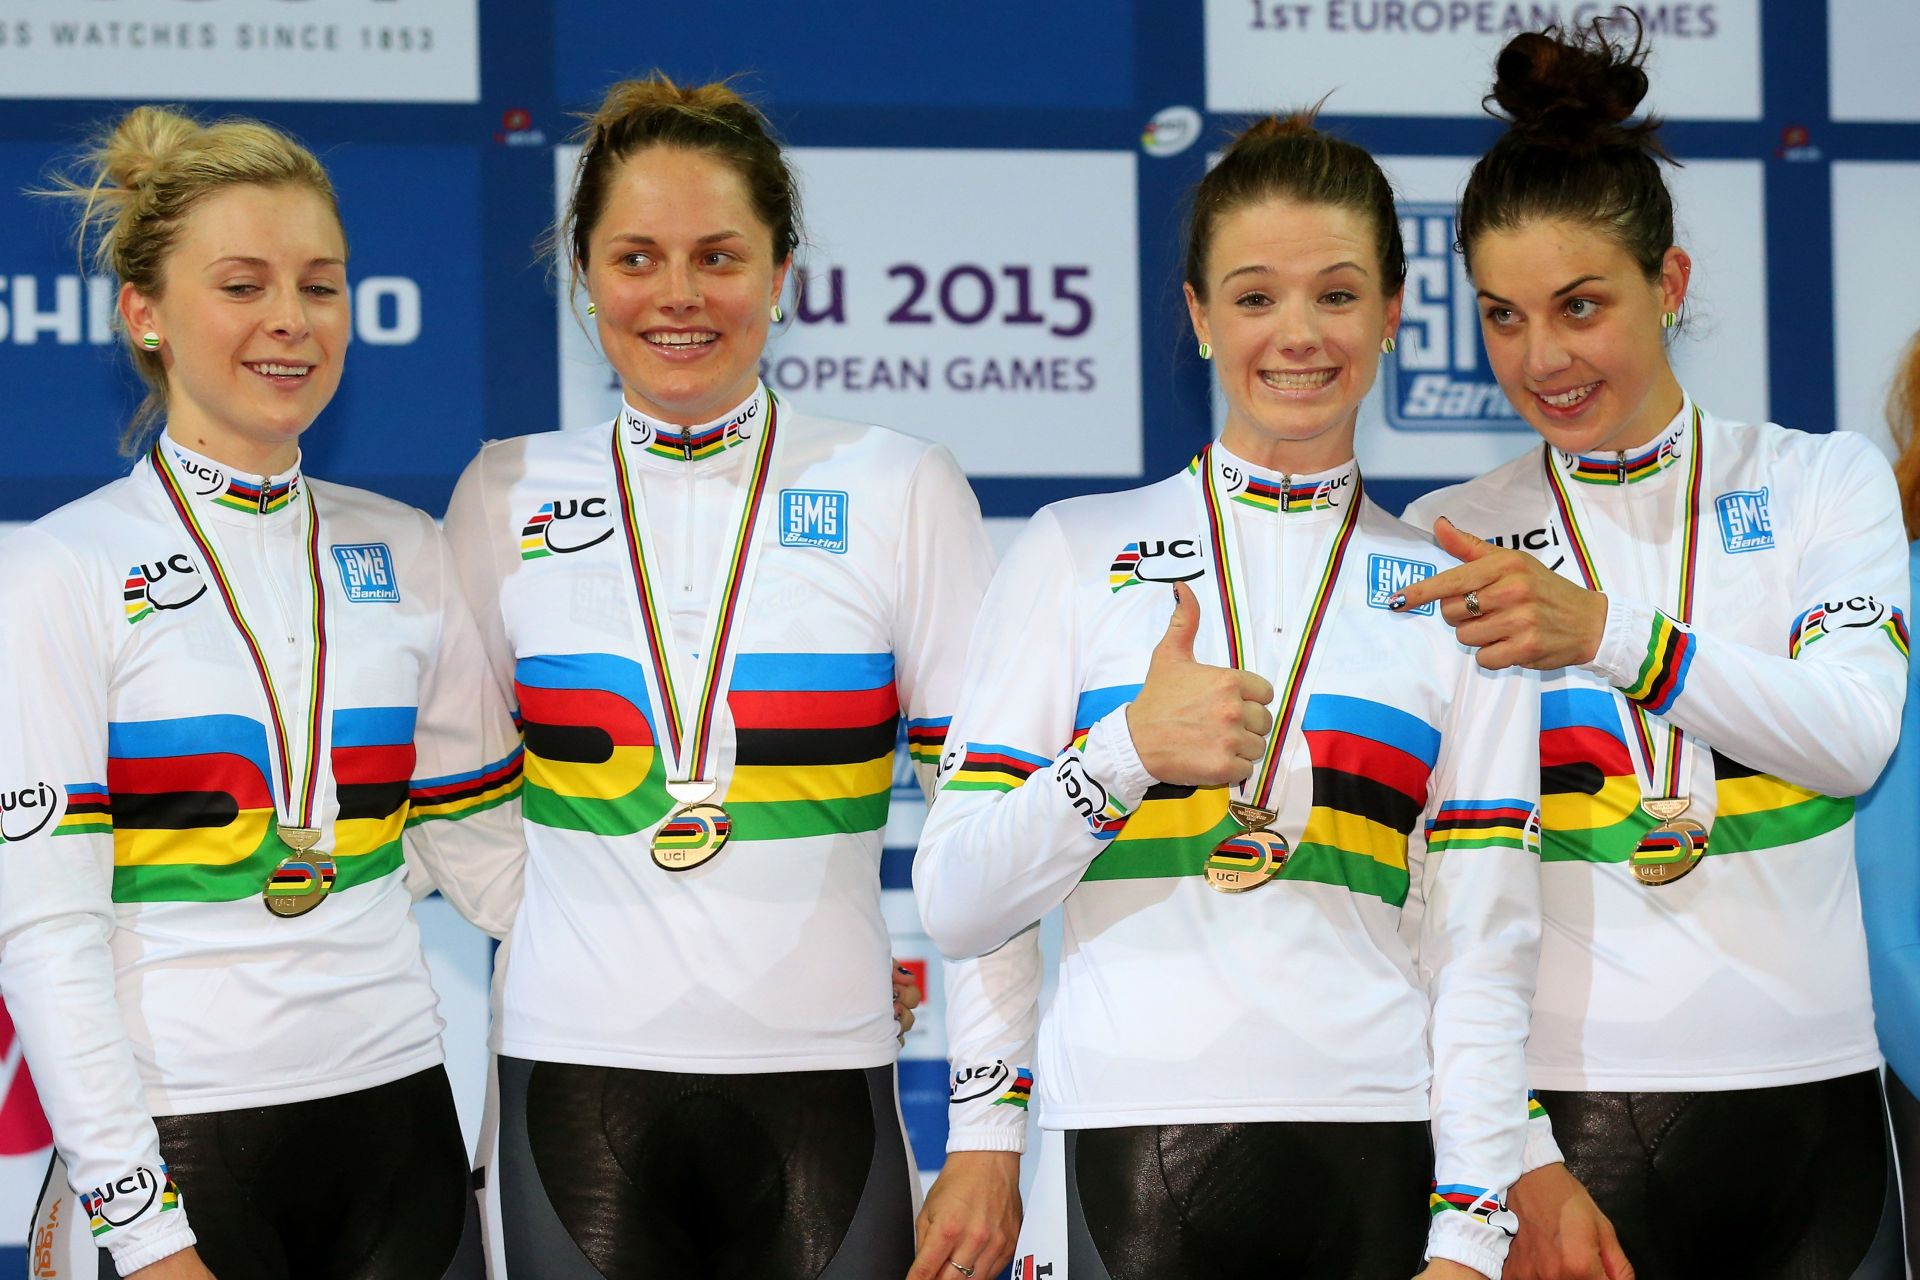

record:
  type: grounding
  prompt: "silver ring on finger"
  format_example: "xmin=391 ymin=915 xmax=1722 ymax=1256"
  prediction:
xmin=950 ymin=1263 xmax=976 ymax=1278
xmin=1464 ymin=590 xmax=1483 ymax=618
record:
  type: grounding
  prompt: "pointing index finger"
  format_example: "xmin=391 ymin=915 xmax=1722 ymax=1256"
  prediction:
xmin=1390 ymin=558 xmax=1498 ymax=612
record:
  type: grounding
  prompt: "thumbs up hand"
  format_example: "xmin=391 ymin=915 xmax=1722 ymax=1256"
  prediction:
xmin=1124 ymin=581 xmax=1276 ymax=787
xmin=1392 ymin=516 xmax=1610 ymax=672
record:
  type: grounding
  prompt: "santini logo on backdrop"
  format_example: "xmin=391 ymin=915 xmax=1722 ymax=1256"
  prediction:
xmin=1382 ymin=203 xmax=1524 ymax=433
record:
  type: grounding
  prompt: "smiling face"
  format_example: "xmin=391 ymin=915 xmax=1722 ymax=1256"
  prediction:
xmin=1472 ymin=216 xmax=1691 ymax=457
xmin=1186 ymin=196 xmax=1401 ymax=474
xmin=583 ymin=145 xmax=790 ymax=427
xmin=121 ymin=182 xmax=349 ymax=475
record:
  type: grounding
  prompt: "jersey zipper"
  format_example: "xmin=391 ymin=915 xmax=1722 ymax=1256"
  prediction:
xmin=258 ymin=480 xmax=299 ymax=646
xmin=1275 ymin=474 xmax=1290 ymax=635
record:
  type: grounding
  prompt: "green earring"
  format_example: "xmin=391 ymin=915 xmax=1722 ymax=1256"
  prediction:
xmin=141 ymin=332 xmax=161 ymax=351
xmin=586 ymin=303 xmax=596 ymax=316
xmin=1661 ymin=310 xmax=1677 ymax=329
xmin=1197 ymin=341 xmax=1211 ymax=360
xmin=771 ymin=303 xmax=784 ymax=323
xmin=1381 ymin=336 xmax=1396 ymax=355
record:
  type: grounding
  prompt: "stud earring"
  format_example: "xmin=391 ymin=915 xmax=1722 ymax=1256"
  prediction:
xmin=586 ymin=303 xmax=596 ymax=316
xmin=1197 ymin=341 xmax=1211 ymax=360
xmin=771 ymin=303 xmax=784 ymax=323
xmin=141 ymin=332 xmax=161 ymax=351
xmin=1661 ymin=310 xmax=1678 ymax=329
xmin=1381 ymin=336 xmax=1396 ymax=355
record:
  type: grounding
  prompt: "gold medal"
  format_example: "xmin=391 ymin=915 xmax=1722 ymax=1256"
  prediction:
xmin=276 ymin=824 xmax=321 ymax=851
xmin=650 ymin=801 xmax=731 ymax=872
xmin=1630 ymin=798 xmax=1708 ymax=886
xmin=263 ymin=853 xmax=336 ymax=917
xmin=1205 ymin=803 xmax=1288 ymax=894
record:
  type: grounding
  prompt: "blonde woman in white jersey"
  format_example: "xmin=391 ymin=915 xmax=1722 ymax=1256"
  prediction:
xmin=1398 ymin=18 xmax=1910 ymax=1280
xmin=0 ymin=107 xmax=523 ymax=1280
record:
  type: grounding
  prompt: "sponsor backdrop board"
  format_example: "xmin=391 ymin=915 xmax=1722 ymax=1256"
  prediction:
xmin=0 ymin=0 xmax=479 ymax=102
xmin=0 ymin=0 xmax=1912 ymax=1268
xmin=0 ymin=142 xmax=487 ymax=516
xmin=557 ymin=146 xmax=1144 ymax=476
xmin=1829 ymin=0 xmax=1920 ymax=121
xmin=1830 ymin=162 xmax=1920 ymax=460
xmin=1205 ymin=0 xmax=1762 ymax=119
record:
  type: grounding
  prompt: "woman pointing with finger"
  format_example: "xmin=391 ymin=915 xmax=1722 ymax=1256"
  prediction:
xmin=916 ymin=110 xmax=1544 ymax=1280
xmin=1401 ymin=17 xmax=1909 ymax=1277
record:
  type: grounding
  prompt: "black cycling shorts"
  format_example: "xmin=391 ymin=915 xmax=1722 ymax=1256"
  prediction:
xmin=1536 ymin=1070 xmax=1901 ymax=1280
xmin=492 ymin=1056 xmax=915 ymax=1280
xmin=34 ymin=1064 xmax=481 ymax=1279
xmin=1063 ymin=1120 xmax=1433 ymax=1280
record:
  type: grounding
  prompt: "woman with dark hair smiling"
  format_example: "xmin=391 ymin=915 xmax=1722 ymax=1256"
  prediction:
xmin=445 ymin=76 xmax=1018 ymax=1280
xmin=916 ymin=108 xmax=1543 ymax=1280
xmin=1401 ymin=18 xmax=1910 ymax=1278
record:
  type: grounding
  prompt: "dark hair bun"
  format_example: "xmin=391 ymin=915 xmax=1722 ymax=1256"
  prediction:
xmin=1238 ymin=108 xmax=1322 ymax=145
xmin=1489 ymin=15 xmax=1661 ymax=155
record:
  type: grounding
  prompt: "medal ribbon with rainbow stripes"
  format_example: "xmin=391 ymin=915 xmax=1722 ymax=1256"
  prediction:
xmin=150 ymin=443 xmax=336 ymax=917
xmin=610 ymin=390 xmax=780 ymax=872
xmin=1194 ymin=445 xmax=1363 ymax=894
xmin=1542 ymin=405 xmax=1709 ymax=886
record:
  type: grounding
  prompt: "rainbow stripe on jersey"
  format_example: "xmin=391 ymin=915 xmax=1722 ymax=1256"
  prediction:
xmin=722 ymin=652 xmax=898 ymax=841
xmin=515 ymin=652 xmax=668 ymax=837
xmin=644 ymin=416 xmax=749 ymax=462
xmin=1564 ymin=432 xmax=1682 ymax=485
xmin=905 ymin=717 xmax=949 ymax=768
xmin=1075 ymin=689 xmax=1438 ymax=907
xmin=214 ymin=473 xmax=299 ymax=515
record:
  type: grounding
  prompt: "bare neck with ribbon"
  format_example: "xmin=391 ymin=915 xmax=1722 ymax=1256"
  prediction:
xmin=1542 ymin=403 xmax=1708 ymax=886
xmin=150 ymin=439 xmax=338 ymax=917
xmin=610 ymin=386 xmax=781 ymax=871
xmin=1193 ymin=442 xmax=1365 ymax=894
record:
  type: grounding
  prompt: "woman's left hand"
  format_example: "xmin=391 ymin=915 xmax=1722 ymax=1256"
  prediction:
xmin=907 ymin=1150 xmax=1022 ymax=1280
xmin=1413 ymin=1261 xmax=1490 ymax=1280
xmin=892 ymin=960 xmax=922 ymax=1043
xmin=1392 ymin=518 xmax=1609 ymax=671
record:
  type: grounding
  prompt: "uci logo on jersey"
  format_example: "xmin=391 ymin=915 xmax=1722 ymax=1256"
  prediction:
xmin=81 ymin=1165 xmax=163 ymax=1233
xmin=1383 ymin=203 xmax=1525 ymax=433
xmin=1485 ymin=524 xmax=1567 ymax=572
xmin=1369 ymin=555 xmax=1435 ymax=615
xmin=1715 ymin=487 xmax=1774 ymax=553
xmin=124 ymin=553 xmax=207 ymax=624
xmin=950 ymin=1059 xmax=1011 ymax=1104
xmin=779 ymin=489 xmax=848 ymax=553
xmin=0 ymin=781 xmax=62 ymax=843
xmin=169 ymin=450 xmax=226 ymax=496
xmin=1109 ymin=537 xmax=1205 ymax=592
xmin=331 ymin=543 xmax=400 ymax=602
xmin=520 ymin=497 xmax=613 ymax=559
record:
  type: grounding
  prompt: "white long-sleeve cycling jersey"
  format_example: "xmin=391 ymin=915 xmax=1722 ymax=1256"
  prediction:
xmin=443 ymin=385 xmax=1025 ymax=1151
xmin=915 ymin=446 xmax=1543 ymax=1275
xmin=0 ymin=438 xmax=525 ymax=1273
xmin=1405 ymin=395 xmax=1910 ymax=1100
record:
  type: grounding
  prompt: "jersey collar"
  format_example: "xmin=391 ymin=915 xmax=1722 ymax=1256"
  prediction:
xmin=157 ymin=436 xmax=304 ymax=519
xmin=1196 ymin=443 xmax=1360 ymax=518
xmin=619 ymin=384 xmax=768 ymax=467
xmin=1555 ymin=394 xmax=1693 ymax=487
